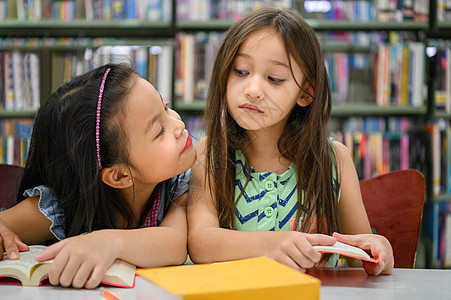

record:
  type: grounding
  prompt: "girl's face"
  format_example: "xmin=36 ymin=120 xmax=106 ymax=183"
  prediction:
xmin=124 ymin=78 xmax=196 ymax=184
xmin=226 ymin=29 xmax=309 ymax=133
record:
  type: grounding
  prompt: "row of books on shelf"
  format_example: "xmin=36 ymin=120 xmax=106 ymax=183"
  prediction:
xmin=174 ymin=0 xmax=430 ymax=22
xmin=302 ymin=0 xmax=429 ymax=22
xmin=430 ymin=44 xmax=451 ymax=113
xmin=176 ymin=0 xmax=292 ymax=21
xmin=317 ymin=31 xmax=386 ymax=48
xmin=0 ymin=119 xmax=33 ymax=167
xmin=437 ymin=0 xmax=451 ymax=21
xmin=428 ymin=119 xmax=451 ymax=197
xmin=425 ymin=201 xmax=451 ymax=269
xmin=0 ymin=50 xmax=40 ymax=112
xmin=0 ymin=42 xmax=173 ymax=109
xmin=373 ymin=37 xmax=425 ymax=107
xmin=331 ymin=117 xmax=426 ymax=180
xmin=86 ymin=0 xmax=171 ymax=21
xmin=0 ymin=37 xmax=160 ymax=48
xmin=0 ymin=0 xmax=437 ymax=23
xmin=175 ymin=31 xmax=224 ymax=102
xmin=0 ymin=0 xmax=170 ymax=21
xmin=327 ymin=38 xmax=427 ymax=107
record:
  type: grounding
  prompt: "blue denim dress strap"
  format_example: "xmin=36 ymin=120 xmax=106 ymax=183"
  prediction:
xmin=24 ymin=185 xmax=66 ymax=240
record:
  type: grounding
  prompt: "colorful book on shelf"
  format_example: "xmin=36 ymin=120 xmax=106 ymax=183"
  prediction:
xmin=137 ymin=257 xmax=320 ymax=300
xmin=0 ymin=245 xmax=136 ymax=287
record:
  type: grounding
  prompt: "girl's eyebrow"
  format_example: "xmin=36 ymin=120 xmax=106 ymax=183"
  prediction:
xmin=269 ymin=59 xmax=289 ymax=68
xmin=144 ymin=94 xmax=165 ymax=134
xmin=145 ymin=112 xmax=162 ymax=134
xmin=236 ymin=53 xmax=289 ymax=68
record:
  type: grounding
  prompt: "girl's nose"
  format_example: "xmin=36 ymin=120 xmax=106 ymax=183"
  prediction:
xmin=245 ymin=76 xmax=264 ymax=100
xmin=168 ymin=108 xmax=185 ymax=138
xmin=174 ymin=118 xmax=185 ymax=138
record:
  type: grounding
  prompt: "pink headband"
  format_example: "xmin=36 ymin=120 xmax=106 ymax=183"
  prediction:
xmin=96 ymin=67 xmax=111 ymax=170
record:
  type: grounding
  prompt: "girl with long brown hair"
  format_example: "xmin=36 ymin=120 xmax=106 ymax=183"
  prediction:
xmin=188 ymin=7 xmax=393 ymax=275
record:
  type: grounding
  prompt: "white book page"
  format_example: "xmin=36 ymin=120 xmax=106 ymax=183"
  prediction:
xmin=311 ymin=234 xmax=372 ymax=260
xmin=313 ymin=242 xmax=371 ymax=259
xmin=1 ymin=245 xmax=47 ymax=274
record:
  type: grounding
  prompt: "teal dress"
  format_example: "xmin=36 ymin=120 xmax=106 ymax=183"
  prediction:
xmin=234 ymin=150 xmax=340 ymax=267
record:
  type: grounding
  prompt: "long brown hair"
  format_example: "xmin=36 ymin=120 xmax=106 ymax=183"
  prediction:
xmin=204 ymin=7 xmax=340 ymax=235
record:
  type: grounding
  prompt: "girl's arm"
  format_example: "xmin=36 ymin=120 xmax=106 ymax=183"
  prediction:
xmin=0 ymin=196 xmax=54 ymax=259
xmin=187 ymin=138 xmax=336 ymax=272
xmin=333 ymin=141 xmax=394 ymax=275
xmin=34 ymin=193 xmax=188 ymax=289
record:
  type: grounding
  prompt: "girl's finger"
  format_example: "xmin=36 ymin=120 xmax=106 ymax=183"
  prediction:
xmin=15 ymin=236 xmax=29 ymax=252
xmin=47 ymin=250 xmax=70 ymax=286
xmin=52 ymin=253 xmax=83 ymax=287
xmin=71 ymin=262 xmax=95 ymax=289
xmin=333 ymin=232 xmax=370 ymax=249
xmin=292 ymin=239 xmax=321 ymax=268
xmin=305 ymin=233 xmax=337 ymax=246
xmin=35 ymin=240 xmax=67 ymax=262
xmin=3 ymin=234 xmax=20 ymax=260
xmin=85 ymin=263 xmax=111 ymax=289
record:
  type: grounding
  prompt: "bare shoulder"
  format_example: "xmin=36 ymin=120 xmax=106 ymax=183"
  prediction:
xmin=331 ymin=140 xmax=354 ymax=179
xmin=332 ymin=140 xmax=351 ymax=159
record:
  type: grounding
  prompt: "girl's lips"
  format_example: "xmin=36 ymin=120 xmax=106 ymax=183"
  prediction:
xmin=182 ymin=135 xmax=192 ymax=153
xmin=239 ymin=103 xmax=263 ymax=113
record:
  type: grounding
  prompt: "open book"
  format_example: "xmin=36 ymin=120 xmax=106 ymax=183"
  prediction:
xmin=0 ymin=245 xmax=136 ymax=287
xmin=289 ymin=218 xmax=378 ymax=264
xmin=312 ymin=234 xmax=378 ymax=263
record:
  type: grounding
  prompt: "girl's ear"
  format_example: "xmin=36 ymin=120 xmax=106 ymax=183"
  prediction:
xmin=101 ymin=165 xmax=133 ymax=189
xmin=297 ymin=83 xmax=314 ymax=107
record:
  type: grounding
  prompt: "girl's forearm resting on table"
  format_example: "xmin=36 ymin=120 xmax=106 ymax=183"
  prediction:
xmin=107 ymin=226 xmax=188 ymax=267
xmin=188 ymin=227 xmax=275 ymax=263
xmin=188 ymin=227 xmax=337 ymax=268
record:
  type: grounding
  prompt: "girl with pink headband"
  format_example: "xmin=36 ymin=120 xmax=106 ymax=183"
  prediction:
xmin=0 ymin=64 xmax=196 ymax=288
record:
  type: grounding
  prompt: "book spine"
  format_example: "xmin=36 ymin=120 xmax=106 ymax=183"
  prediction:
xmin=446 ymin=48 xmax=451 ymax=113
xmin=433 ymin=123 xmax=441 ymax=196
xmin=182 ymin=34 xmax=195 ymax=103
xmin=444 ymin=209 xmax=451 ymax=268
xmin=157 ymin=45 xmax=173 ymax=106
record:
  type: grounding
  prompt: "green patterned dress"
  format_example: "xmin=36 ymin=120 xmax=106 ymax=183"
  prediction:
xmin=234 ymin=150 xmax=340 ymax=267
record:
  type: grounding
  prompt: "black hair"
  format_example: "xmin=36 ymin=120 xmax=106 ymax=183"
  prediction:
xmin=16 ymin=64 xmax=159 ymax=237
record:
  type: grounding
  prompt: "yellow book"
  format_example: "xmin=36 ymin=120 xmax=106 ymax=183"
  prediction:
xmin=137 ymin=256 xmax=320 ymax=300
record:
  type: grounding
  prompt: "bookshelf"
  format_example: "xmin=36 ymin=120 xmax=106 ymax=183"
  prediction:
xmin=0 ymin=0 xmax=450 ymax=268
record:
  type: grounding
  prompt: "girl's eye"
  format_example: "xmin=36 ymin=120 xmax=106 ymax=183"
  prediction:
xmin=156 ymin=125 xmax=166 ymax=138
xmin=268 ymin=76 xmax=284 ymax=83
xmin=234 ymin=68 xmax=248 ymax=76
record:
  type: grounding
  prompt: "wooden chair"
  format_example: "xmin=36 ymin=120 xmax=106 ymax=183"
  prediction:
xmin=359 ymin=169 xmax=425 ymax=268
xmin=0 ymin=164 xmax=24 ymax=211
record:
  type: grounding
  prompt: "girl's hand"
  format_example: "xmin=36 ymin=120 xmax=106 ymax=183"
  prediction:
xmin=263 ymin=232 xmax=336 ymax=272
xmin=333 ymin=232 xmax=394 ymax=275
xmin=0 ymin=218 xmax=29 ymax=260
xmin=34 ymin=230 xmax=119 ymax=289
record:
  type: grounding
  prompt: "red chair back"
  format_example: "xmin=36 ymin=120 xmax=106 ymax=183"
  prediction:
xmin=360 ymin=169 xmax=425 ymax=268
xmin=0 ymin=164 xmax=24 ymax=211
